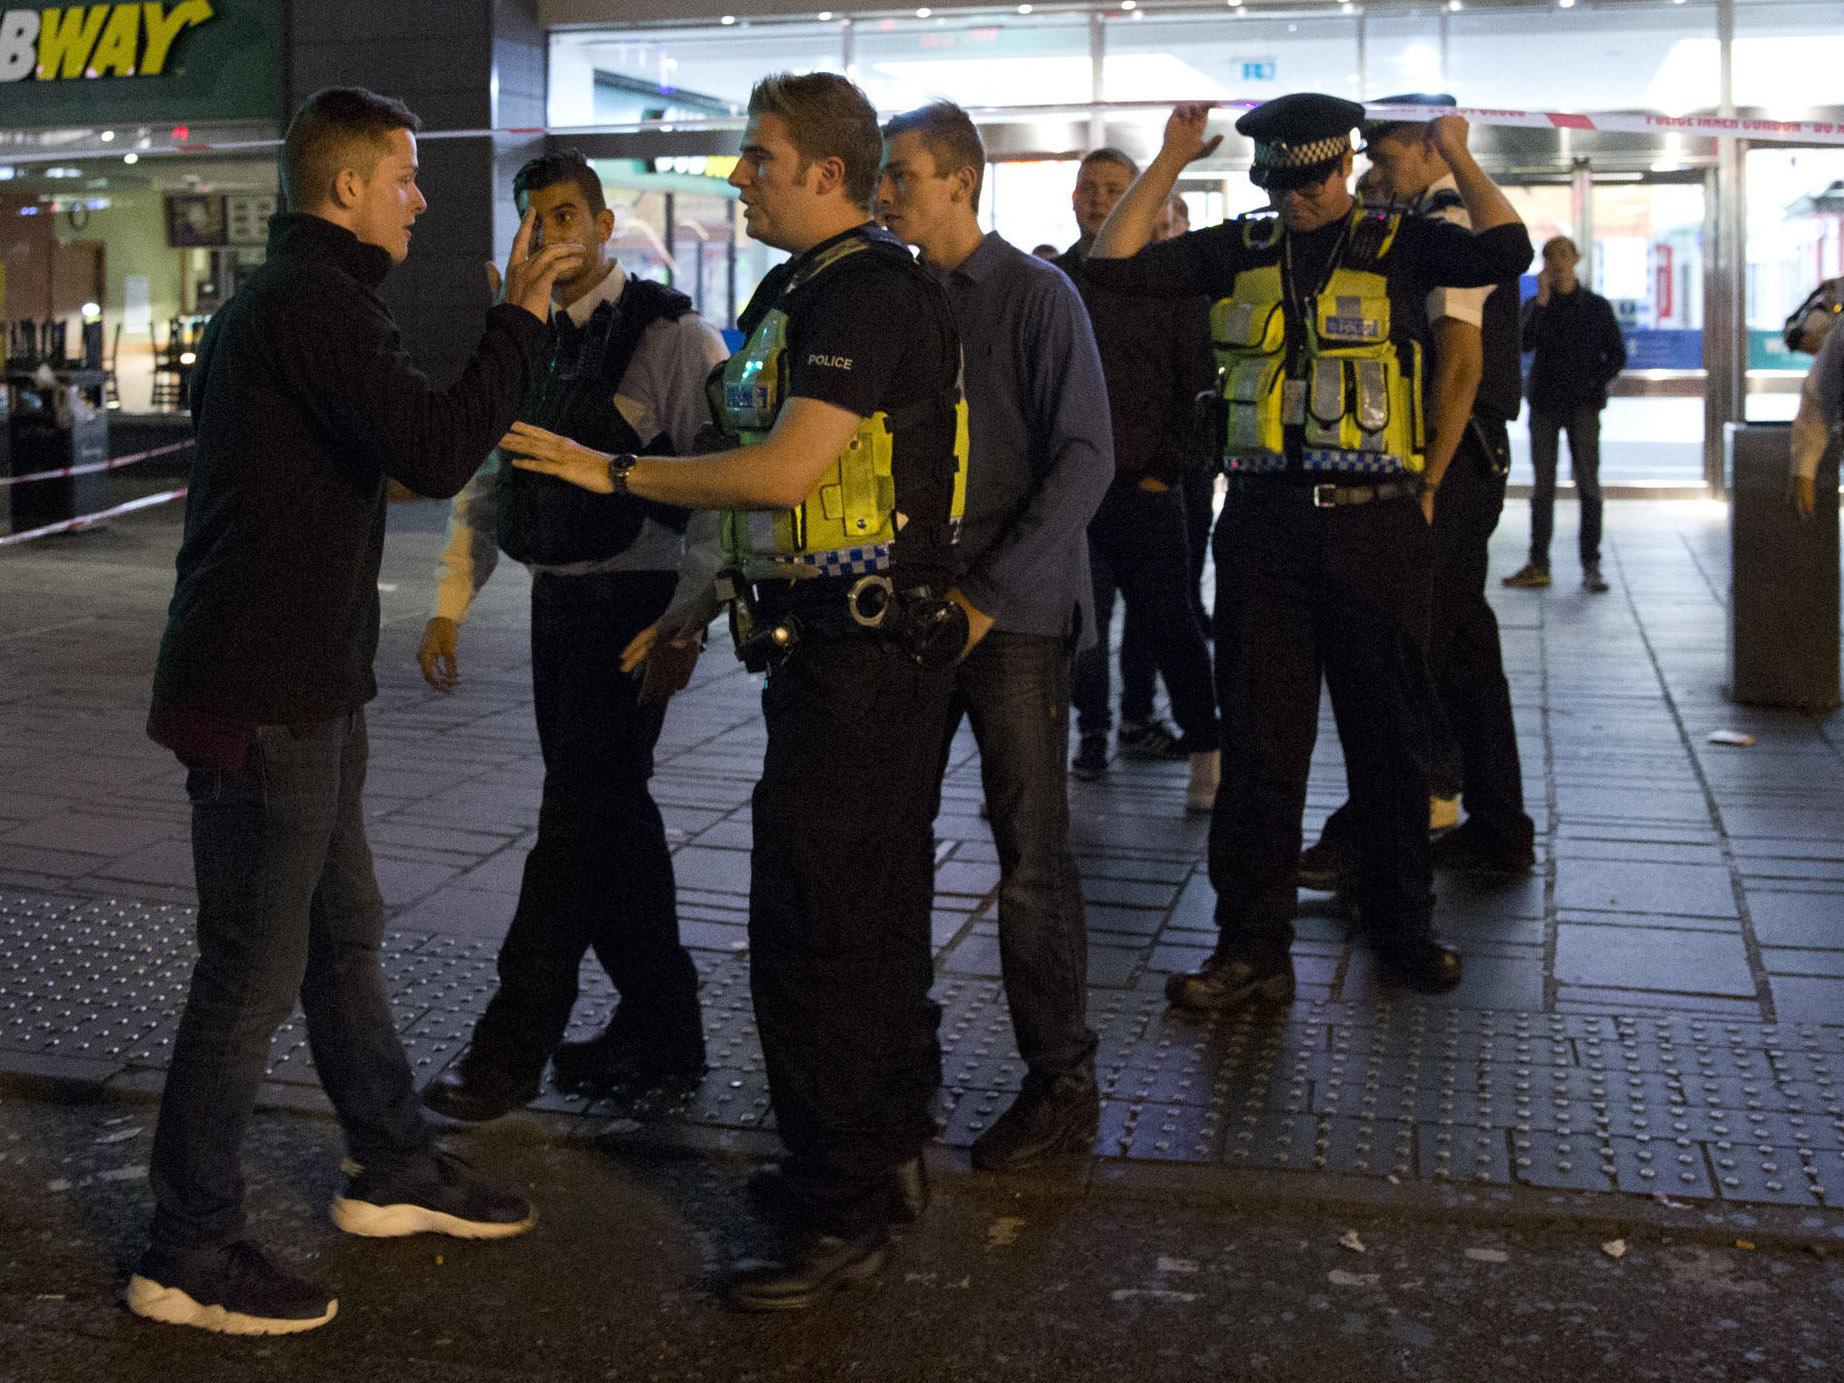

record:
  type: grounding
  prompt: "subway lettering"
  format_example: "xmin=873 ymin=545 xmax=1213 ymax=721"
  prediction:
xmin=0 ymin=2 xmax=214 ymax=83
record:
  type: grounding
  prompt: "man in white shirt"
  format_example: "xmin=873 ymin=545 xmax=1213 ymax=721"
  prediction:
xmin=1300 ymin=94 xmax=1537 ymax=886
xmin=416 ymin=151 xmax=727 ymax=1121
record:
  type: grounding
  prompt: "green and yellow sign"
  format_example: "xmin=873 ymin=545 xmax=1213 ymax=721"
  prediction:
xmin=0 ymin=1 xmax=280 ymax=128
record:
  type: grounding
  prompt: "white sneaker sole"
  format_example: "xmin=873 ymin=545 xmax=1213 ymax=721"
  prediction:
xmin=125 ymin=1276 xmax=337 ymax=1335
xmin=330 ymin=1196 xmax=536 ymax=1240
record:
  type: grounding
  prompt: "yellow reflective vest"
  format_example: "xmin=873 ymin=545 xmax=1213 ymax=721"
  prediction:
xmin=1211 ymin=208 xmax=1426 ymax=476
xmin=717 ymin=228 xmax=968 ymax=581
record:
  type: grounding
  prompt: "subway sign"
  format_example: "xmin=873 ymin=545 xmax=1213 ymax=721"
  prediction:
xmin=0 ymin=0 xmax=278 ymax=127
xmin=0 ymin=3 xmax=215 ymax=80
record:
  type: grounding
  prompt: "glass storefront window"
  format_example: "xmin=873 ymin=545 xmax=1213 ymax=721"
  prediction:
xmin=852 ymin=13 xmax=1091 ymax=112
xmin=1743 ymin=146 xmax=1844 ymax=420
xmin=1734 ymin=0 xmax=1844 ymax=114
xmin=550 ymin=22 xmax=846 ymax=126
xmin=1101 ymin=12 xmax=1359 ymax=106
xmin=1446 ymin=4 xmax=1718 ymax=114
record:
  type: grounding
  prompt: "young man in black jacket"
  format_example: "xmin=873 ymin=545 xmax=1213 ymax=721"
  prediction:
xmin=131 ymin=87 xmax=583 ymax=1336
xmin=1503 ymin=235 xmax=1627 ymax=593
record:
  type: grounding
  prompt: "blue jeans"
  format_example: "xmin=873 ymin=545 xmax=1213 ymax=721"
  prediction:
xmin=149 ymin=711 xmax=433 ymax=1254
xmin=936 ymin=631 xmax=1095 ymax=1081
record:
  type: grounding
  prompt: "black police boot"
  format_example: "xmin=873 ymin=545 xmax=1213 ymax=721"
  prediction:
xmin=970 ymin=1072 xmax=1099 ymax=1172
xmin=1163 ymin=952 xmax=1296 ymax=1014
xmin=726 ymin=1226 xmax=889 ymax=1313
xmin=1374 ymin=935 xmax=1463 ymax=993
xmin=747 ymin=1156 xmax=930 ymax=1230
xmin=1429 ymin=817 xmax=1536 ymax=876
xmin=421 ymin=1046 xmax=542 ymax=1123
xmin=551 ymin=1005 xmax=706 ymax=1089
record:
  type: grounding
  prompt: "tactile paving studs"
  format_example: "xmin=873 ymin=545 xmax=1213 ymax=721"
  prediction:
xmin=6 ymin=893 xmax=1844 ymax=1212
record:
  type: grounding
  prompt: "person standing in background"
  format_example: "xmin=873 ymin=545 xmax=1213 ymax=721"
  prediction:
xmin=1058 ymin=151 xmax=1221 ymax=810
xmin=1116 ymin=190 xmax=1216 ymax=761
xmin=1503 ymin=235 xmax=1626 ymax=594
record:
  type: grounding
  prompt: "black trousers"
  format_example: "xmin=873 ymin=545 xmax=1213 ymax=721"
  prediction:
xmin=1321 ymin=422 xmax=1532 ymax=851
xmin=1207 ymin=488 xmax=1437 ymax=962
xmin=1528 ymin=401 xmax=1604 ymax=570
xmin=751 ymin=632 xmax=955 ymax=1236
xmin=1120 ymin=469 xmax=1216 ymax=725
xmin=472 ymin=569 xmax=699 ymax=1069
xmin=1073 ymin=485 xmax=1218 ymax=746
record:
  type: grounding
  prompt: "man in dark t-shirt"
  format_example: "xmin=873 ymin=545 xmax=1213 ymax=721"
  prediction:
xmin=502 ymin=72 xmax=964 ymax=1313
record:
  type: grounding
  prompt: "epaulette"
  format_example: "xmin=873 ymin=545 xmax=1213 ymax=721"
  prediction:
xmin=1345 ymin=208 xmax=1402 ymax=269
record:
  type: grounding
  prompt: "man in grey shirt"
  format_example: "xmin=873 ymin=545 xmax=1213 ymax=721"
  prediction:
xmin=878 ymin=102 xmax=1114 ymax=1171
xmin=415 ymin=151 xmax=727 ymax=1122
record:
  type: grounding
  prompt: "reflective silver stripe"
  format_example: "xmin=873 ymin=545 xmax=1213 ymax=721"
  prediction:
xmin=1355 ymin=359 xmax=1390 ymax=438
xmin=1306 ymin=358 xmax=1344 ymax=445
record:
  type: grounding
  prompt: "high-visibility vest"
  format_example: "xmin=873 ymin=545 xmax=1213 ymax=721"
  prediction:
xmin=718 ymin=227 xmax=968 ymax=580
xmin=1212 ymin=208 xmax=1426 ymax=476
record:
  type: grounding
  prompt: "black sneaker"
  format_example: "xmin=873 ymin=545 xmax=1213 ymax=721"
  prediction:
xmin=1164 ymin=953 xmax=1296 ymax=1014
xmin=1071 ymin=735 xmax=1109 ymax=781
xmin=552 ymin=1016 xmax=706 ymax=1090
xmin=727 ymin=1227 xmax=889 ymax=1313
xmin=1298 ymin=838 xmax=1356 ymax=893
xmin=1583 ymin=563 xmax=1610 ymax=594
xmin=1429 ymin=818 xmax=1536 ymax=875
xmin=970 ymin=1072 xmax=1099 ymax=1172
xmin=332 ymin=1148 xmax=535 ymax=1240
xmin=422 ymin=1046 xmax=541 ymax=1123
xmin=127 ymin=1241 xmax=336 ymax=1336
xmin=1116 ymin=719 xmax=1187 ymax=760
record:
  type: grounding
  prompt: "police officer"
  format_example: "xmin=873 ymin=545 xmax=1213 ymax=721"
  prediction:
xmin=1300 ymin=95 xmax=1537 ymax=886
xmin=416 ymin=151 xmax=726 ymax=1122
xmin=1085 ymin=95 xmax=1533 ymax=1008
xmin=499 ymin=71 xmax=965 ymax=1311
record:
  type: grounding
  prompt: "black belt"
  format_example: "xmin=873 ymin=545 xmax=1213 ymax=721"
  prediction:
xmin=1225 ymin=476 xmax=1421 ymax=509
xmin=723 ymin=572 xmax=966 ymax=673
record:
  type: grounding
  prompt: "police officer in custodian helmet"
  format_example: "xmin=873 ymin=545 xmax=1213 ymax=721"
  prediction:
xmin=1083 ymin=93 xmax=1534 ymax=1012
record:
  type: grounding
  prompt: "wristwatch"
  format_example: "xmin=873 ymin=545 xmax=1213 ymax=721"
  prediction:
xmin=606 ymin=451 xmax=639 ymax=495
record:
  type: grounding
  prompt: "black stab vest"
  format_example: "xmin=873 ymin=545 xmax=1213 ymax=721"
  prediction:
xmin=497 ymin=278 xmax=695 ymax=566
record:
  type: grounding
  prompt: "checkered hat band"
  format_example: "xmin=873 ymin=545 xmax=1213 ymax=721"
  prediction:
xmin=1255 ymin=134 xmax=1351 ymax=169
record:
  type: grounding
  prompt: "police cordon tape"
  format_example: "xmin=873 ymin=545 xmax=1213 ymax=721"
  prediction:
xmin=0 ymin=487 xmax=188 ymax=550
xmin=2 ymin=98 xmax=1838 ymax=164
xmin=0 ymin=437 xmax=194 ymax=489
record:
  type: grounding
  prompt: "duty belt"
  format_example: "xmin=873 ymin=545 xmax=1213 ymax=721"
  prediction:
xmin=1224 ymin=476 xmax=1421 ymax=509
xmin=715 ymin=572 xmax=967 ymax=674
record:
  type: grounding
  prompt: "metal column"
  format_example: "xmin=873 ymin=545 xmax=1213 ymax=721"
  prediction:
xmin=1088 ymin=12 xmax=1106 ymax=150
xmin=1703 ymin=0 xmax=1744 ymax=493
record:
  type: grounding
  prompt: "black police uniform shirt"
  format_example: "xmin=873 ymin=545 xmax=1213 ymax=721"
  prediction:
xmin=753 ymin=226 xmax=961 ymax=595
xmin=1084 ymin=210 xmax=1533 ymax=465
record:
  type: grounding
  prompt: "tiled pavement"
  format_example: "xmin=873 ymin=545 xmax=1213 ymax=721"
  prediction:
xmin=2 ymin=497 xmax=1842 ymax=1224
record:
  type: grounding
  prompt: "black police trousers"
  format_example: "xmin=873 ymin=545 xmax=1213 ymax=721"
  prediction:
xmin=1319 ymin=421 xmax=1531 ymax=852
xmin=472 ymin=570 xmax=700 ymax=1070
xmin=750 ymin=632 xmax=954 ymax=1236
xmin=1207 ymin=486 xmax=1437 ymax=963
